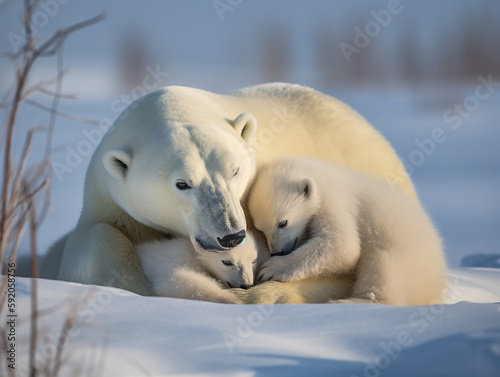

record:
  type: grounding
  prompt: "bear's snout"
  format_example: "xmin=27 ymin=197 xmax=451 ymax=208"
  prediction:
xmin=227 ymin=281 xmax=252 ymax=289
xmin=217 ymin=230 xmax=246 ymax=248
xmin=272 ymin=237 xmax=299 ymax=256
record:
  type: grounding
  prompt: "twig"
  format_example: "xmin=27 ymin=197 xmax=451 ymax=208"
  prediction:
xmin=24 ymin=0 xmax=36 ymax=53
xmin=7 ymin=178 xmax=49 ymax=240
xmin=24 ymin=99 xmax=103 ymax=125
xmin=35 ymin=87 xmax=77 ymax=100
xmin=95 ymin=335 xmax=110 ymax=377
xmin=35 ymin=14 xmax=106 ymax=58
xmin=8 ymin=128 xmax=43 ymax=222
xmin=0 ymin=57 xmax=31 ymax=257
xmin=0 ymin=4 xmax=105 ymax=263
xmin=30 ymin=44 xmax=64 ymax=229
xmin=51 ymin=304 xmax=77 ymax=377
xmin=0 ymin=80 xmax=17 ymax=109
xmin=0 ymin=3 xmax=106 ymax=375
xmin=19 ymin=70 xmax=68 ymax=101
xmin=0 ymin=216 xmax=26 ymax=315
xmin=28 ymin=194 xmax=39 ymax=377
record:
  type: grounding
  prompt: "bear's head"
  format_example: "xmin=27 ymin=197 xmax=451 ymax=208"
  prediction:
xmin=100 ymin=87 xmax=257 ymax=251
xmin=248 ymin=163 xmax=320 ymax=256
xmin=192 ymin=233 xmax=257 ymax=289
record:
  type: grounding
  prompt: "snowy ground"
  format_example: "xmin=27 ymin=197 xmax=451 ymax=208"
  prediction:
xmin=7 ymin=266 xmax=500 ymax=377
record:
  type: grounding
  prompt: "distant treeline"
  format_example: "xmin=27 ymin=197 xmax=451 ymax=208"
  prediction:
xmin=261 ymin=7 xmax=500 ymax=85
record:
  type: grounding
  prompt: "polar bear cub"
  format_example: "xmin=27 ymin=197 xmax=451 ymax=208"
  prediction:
xmin=248 ymin=157 xmax=446 ymax=306
xmin=136 ymin=235 xmax=258 ymax=304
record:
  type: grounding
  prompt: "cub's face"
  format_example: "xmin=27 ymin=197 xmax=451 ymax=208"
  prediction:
xmin=193 ymin=234 xmax=258 ymax=289
xmin=102 ymin=112 xmax=257 ymax=252
xmin=248 ymin=167 xmax=320 ymax=256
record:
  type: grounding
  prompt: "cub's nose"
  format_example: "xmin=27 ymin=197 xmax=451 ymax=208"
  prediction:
xmin=227 ymin=282 xmax=251 ymax=289
xmin=217 ymin=230 xmax=246 ymax=248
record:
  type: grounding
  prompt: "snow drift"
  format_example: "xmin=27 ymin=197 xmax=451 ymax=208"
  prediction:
xmin=6 ymin=266 xmax=500 ymax=376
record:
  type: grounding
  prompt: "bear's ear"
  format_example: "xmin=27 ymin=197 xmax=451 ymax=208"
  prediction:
xmin=232 ymin=112 xmax=257 ymax=145
xmin=298 ymin=177 xmax=315 ymax=199
xmin=103 ymin=148 xmax=132 ymax=182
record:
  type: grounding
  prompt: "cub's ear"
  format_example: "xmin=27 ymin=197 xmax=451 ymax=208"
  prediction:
xmin=298 ymin=177 xmax=315 ymax=198
xmin=232 ymin=112 xmax=257 ymax=144
xmin=103 ymin=148 xmax=132 ymax=182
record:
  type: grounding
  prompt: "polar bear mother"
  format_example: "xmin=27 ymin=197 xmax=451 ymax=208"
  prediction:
xmin=42 ymin=83 xmax=415 ymax=296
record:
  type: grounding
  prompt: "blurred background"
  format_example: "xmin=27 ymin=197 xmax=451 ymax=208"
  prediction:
xmin=1 ymin=0 xmax=499 ymax=267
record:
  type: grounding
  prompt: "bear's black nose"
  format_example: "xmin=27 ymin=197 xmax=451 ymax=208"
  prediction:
xmin=217 ymin=230 xmax=246 ymax=248
xmin=227 ymin=282 xmax=251 ymax=289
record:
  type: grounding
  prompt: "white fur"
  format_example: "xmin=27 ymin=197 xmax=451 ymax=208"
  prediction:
xmin=41 ymin=83 xmax=415 ymax=295
xmin=136 ymin=235 xmax=257 ymax=303
xmin=248 ymin=157 xmax=446 ymax=305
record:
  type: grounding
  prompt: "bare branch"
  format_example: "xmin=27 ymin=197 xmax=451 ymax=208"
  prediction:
xmin=35 ymin=14 xmax=106 ymax=58
xmin=1 ymin=3 xmax=106 ymax=374
xmin=9 ymin=127 xmax=45 ymax=218
xmin=0 ymin=218 xmax=26 ymax=315
xmin=51 ymin=305 xmax=77 ymax=377
xmin=95 ymin=335 xmax=110 ymax=377
xmin=0 ymin=59 xmax=32 ymax=256
xmin=28 ymin=194 xmax=39 ymax=377
xmin=7 ymin=216 xmax=27 ymax=269
xmin=23 ymin=0 xmax=35 ymax=53
xmin=36 ymin=87 xmax=77 ymax=100
xmin=34 ymin=172 xmax=53 ymax=226
xmin=4 ymin=178 xmax=49 ymax=251
xmin=0 ymin=80 xmax=17 ymax=109
xmin=24 ymin=99 xmax=103 ymax=125
xmin=2 ymin=10 xmax=104 ymax=259
xmin=44 ymin=45 xmax=64 ymax=168
xmin=19 ymin=70 xmax=69 ymax=101
xmin=23 ymin=178 xmax=50 ymax=207
xmin=28 ymin=44 xmax=67 ymax=226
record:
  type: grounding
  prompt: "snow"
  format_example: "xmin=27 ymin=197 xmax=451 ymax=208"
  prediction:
xmin=8 ymin=267 xmax=500 ymax=376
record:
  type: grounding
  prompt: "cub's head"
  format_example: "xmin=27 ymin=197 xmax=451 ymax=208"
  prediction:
xmin=248 ymin=163 xmax=320 ymax=256
xmin=192 ymin=234 xmax=258 ymax=289
xmin=100 ymin=88 xmax=257 ymax=252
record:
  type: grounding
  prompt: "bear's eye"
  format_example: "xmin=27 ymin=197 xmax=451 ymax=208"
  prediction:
xmin=233 ymin=167 xmax=240 ymax=177
xmin=278 ymin=220 xmax=288 ymax=228
xmin=222 ymin=260 xmax=233 ymax=266
xmin=252 ymin=259 xmax=257 ymax=264
xmin=176 ymin=181 xmax=191 ymax=190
